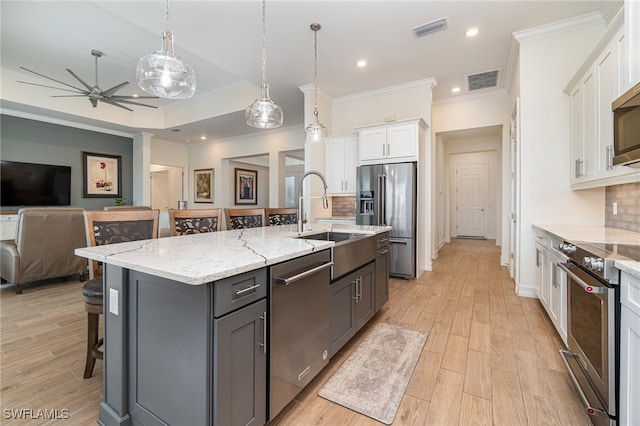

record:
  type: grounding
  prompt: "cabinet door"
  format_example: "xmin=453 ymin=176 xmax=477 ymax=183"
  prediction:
xmin=548 ymin=253 xmax=567 ymax=345
xmin=355 ymin=262 xmax=375 ymax=330
xmin=386 ymin=123 xmax=417 ymax=160
xmin=213 ymin=299 xmax=267 ymax=426
xmin=620 ymin=304 xmax=640 ymax=426
xmin=582 ymin=69 xmax=597 ymax=182
xmin=343 ymin=135 xmax=358 ymax=193
xmin=325 ymin=137 xmax=347 ymax=194
xmin=374 ymin=249 xmax=389 ymax=312
xmin=534 ymin=242 xmax=549 ymax=309
xmin=570 ymin=84 xmax=584 ymax=185
xmin=359 ymin=128 xmax=386 ymax=162
xmin=329 ymin=273 xmax=357 ymax=358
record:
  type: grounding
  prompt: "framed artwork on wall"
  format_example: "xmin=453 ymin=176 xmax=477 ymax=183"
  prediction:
xmin=194 ymin=169 xmax=214 ymax=203
xmin=234 ymin=168 xmax=257 ymax=205
xmin=82 ymin=151 xmax=122 ymax=198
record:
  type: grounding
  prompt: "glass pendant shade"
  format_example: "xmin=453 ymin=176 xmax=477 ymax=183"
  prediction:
xmin=137 ymin=30 xmax=196 ymax=99
xmin=246 ymin=83 xmax=283 ymax=128
xmin=305 ymin=110 xmax=328 ymax=143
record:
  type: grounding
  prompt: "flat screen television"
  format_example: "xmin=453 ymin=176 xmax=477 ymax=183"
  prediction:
xmin=1 ymin=160 xmax=72 ymax=207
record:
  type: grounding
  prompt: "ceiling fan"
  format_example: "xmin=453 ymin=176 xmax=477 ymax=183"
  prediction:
xmin=18 ymin=49 xmax=159 ymax=111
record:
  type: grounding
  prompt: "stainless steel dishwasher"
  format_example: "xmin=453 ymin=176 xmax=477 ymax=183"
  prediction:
xmin=269 ymin=249 xmax=332 ymax=420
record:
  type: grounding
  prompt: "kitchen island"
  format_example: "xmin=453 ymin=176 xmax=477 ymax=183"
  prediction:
xmin=75 ymin=223 xmax=391 ymax=426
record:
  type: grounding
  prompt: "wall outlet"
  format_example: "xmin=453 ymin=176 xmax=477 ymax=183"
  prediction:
xmin=613 ymin=202 xmax=618 ymax=216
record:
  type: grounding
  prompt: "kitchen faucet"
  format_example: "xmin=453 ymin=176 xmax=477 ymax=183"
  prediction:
xmin=298 ymin=170 xmax=329 ymax=232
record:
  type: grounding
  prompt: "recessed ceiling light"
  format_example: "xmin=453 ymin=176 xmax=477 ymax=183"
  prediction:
xmin=466 ymin=28 xmax=479 ymax=37
xmin=132 ymin=94 xmax=139 ymax=98
xmin=451 ymin=87 xmax=461 ymax=93
xmin=356 ymin=60 xmax=367 ymax=68
xmin=200 ymin=135 xmax=207 ymax=140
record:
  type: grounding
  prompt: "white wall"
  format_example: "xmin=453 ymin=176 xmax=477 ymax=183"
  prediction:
xmin=186 ymin=125 xmax=305 ymax=211
xmin=515 ymin=23 xmax=606 ymax=295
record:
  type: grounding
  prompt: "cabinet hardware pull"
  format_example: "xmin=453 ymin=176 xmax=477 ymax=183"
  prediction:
xmin=275 ymin=261 xmax=334 ymax=286
xmin=606 ymin=145 xmax=613 ymax=171
xmin=378 ymin=249 xmax=390 ymax=254
xmin=259 ymin=312 xmax=267 ymax=354
xmin=235 ymin=283 xmax=261 ymax=296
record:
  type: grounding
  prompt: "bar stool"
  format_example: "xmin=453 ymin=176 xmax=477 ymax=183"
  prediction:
xmin=224 ymin=208 xmax=266 ymax=230
xmin=266 ymin=208 xmax=298 ymax=226
xmin=81 ymin=209 xmax=159 ymax=378
xmin=169 ymin=208 xmax=221 ymax=236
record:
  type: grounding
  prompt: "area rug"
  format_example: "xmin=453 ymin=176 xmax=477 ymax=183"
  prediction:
xmin=318 ymin=323 xmax=427 ymax=425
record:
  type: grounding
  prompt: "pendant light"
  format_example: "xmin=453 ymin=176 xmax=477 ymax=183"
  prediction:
xmin=245 ymin=0 xmax=283 ymax=128
xmin=305 ymin=23 xmax=328 ymax=144
xmin=136 ymin=0 xmax=196 ymax=99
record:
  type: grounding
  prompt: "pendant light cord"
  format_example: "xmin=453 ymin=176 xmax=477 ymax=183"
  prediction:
xmin=312 ymin=24 xmax=319 ymax=114
xmin=165 ymin=0 xmax=170 ymax=32
xmin=261 ymin=0 xmax=267 ymax=85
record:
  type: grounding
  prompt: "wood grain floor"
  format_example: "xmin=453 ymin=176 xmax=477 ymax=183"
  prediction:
xmin=0 ymin=239 xmax=591 ymax=425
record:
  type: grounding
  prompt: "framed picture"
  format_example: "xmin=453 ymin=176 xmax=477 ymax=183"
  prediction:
xmin=82 ymin=151 xmax=122 ymax=198
xmin=235 ymin=168 xmax=257 ymax=205
xmin=194 ymin=169 xmax=214 ymax=203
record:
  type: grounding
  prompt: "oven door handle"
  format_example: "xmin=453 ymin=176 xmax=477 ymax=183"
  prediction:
xmin=557 ymin=262 xmax=606 ymax=294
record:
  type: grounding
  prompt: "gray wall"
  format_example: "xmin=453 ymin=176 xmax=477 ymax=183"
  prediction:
xmin=1 ymin=114 xmax=133 ymax=210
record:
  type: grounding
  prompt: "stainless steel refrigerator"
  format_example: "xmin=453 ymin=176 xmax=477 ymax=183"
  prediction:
xmin=356 ymin=162 xmax=416 ymax=279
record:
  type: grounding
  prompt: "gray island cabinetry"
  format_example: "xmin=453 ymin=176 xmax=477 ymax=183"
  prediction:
xmin=75 ymin=224 xmax=390 ymax=426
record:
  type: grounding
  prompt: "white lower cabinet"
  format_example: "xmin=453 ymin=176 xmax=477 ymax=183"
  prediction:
xmin=533 ymin=230 xmax=567 ymax=345
xmin=620 ymin=270 xmax=640 ymax=426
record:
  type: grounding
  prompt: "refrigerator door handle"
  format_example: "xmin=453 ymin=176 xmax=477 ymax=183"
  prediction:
xmin=378 ymin=174 xmax=386 ymax=226
xmin=389 ymin=238 xmax=408 ymax=245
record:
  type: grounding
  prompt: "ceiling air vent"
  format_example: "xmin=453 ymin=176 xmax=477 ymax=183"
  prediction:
xmin=412 ymin=18 xmax=448 ymax=38
xmin=467 ymin=70 xmax=499 ymax=91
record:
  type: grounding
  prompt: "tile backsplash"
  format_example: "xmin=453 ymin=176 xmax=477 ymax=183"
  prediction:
xmin=605 ymin=182 xmax=640 ymax=232
xmin=331 ymin=196 xmax=356 ymax=217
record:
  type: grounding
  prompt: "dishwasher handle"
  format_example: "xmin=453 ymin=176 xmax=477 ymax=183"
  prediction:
xmin=275 ymin=261 xmax=334 ymax=286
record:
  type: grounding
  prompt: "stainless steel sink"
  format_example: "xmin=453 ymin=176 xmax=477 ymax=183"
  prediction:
xmin=298 ymin=231 xmax=377 ymax=279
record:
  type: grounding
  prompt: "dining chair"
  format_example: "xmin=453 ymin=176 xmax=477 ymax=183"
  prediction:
xmin=224 ymin=208 xmax=266 ymax=230
xmin=266 ymin=208 xmax=298 ymax=226
xmin=103 ymin=205 xmax=152 ymax=211
xmin=81 ymin=209 xmax=159 ymax=378
xmin=169 ymin=208 xmax=222 ymax=236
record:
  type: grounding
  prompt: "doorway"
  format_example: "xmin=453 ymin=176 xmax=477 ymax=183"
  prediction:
xmin=150 ymin=164 xmax=183 ymax=210
xmin=454 ymin=161 xmax=488 ymax=238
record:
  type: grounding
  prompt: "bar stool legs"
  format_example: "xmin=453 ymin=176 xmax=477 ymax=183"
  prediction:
xmin=82 ymin=278 xmax=103 ymax=378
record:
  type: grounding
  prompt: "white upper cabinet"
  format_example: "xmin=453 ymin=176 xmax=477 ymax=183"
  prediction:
xmin=358 ymin=119 xmax=423 ymax=164
xmin=567 ymin=15 xmax=639 ymax=189
xmin=325 ymin=134 xmax=358 ymax=195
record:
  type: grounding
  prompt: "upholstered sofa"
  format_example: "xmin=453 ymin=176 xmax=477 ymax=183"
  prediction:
xmin=0 ymin=207 xmax=88 ymax=293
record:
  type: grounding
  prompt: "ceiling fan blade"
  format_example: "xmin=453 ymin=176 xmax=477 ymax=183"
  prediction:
xmin=102 ymin=81 xmax=129 ymax=97
xmin=107 ymin=98 xmax=159 ymax=109
xmin=19 ymin=66 xmax=86 ymax=92
xmin=111 ymin=95 xmax=159 ymax=100
xmin=66 ymin=68 xmax=94 ymax=91
xmin=99 ymin=97 xmax=133 ymax=111
xmin=51 ymin=95 xmax=92 ymax=98
xmin=16 ymin=80 xmax=87 ymax=94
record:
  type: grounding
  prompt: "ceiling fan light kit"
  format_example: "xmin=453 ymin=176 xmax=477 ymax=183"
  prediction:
xmin=305 ymin=23 xmax=329 ymax=144
xmin=245 ymin=0 xmax=283 ymax=129
xmin=136 ymin=0 xmax=196 ymax=99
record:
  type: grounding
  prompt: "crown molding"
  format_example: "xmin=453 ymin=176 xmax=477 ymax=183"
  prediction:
xmin=333 ymin=77 xmax=437 ymax=104
xmin=513 ymin=11 xmax=604 ymax=43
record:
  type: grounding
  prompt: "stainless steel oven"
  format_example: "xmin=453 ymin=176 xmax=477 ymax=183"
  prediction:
xmin=558 ymin=242 xmax=621 ymax=426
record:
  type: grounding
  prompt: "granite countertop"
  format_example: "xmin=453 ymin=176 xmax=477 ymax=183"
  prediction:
xmin=75 ymin=223 xmax=392 ymax=285
xmin=532 ymin=224 xmax=640 ymax=277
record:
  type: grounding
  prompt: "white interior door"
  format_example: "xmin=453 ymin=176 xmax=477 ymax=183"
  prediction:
xmin=151 ymin=170 xmax=171 ymax=210
xmin=455 ymin=162 xmax=487 ymax=238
